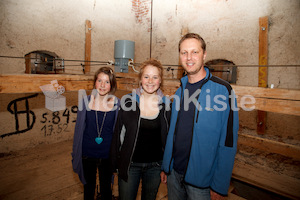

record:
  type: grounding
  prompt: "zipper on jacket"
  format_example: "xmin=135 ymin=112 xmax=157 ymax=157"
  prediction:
xmin=161 ymin=103 xmax=169 ymax=153
xmin=183 ymin=68 xmax=211 ymax=179
xmin=126 ymin=104 xmax=141 ymax=177
xmin=195 ymin=92 xmax=201 ymax=123
xmin=183 ymin=86 xmax=199 ymax=176
xmin=168 ymin=84 xmax=184 ymax=173
xmin=195 ymin=77 xmax=210 ymax=123
xmin=163 ymin=104 xmax=169 ymax=133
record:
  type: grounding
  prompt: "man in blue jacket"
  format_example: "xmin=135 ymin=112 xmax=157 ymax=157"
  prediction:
xmin=160 ymin=33 xmax=239 ymax=200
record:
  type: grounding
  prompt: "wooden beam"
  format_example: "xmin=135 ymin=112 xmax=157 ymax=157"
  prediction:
xmin=232 ymin=85 xmax=300 ymax=101
xmin=237 ymin=96 xmax=300 ymax=116
xmin=84 ymin=20 xmax=92 ymax=74
xmin=0 ymin=74 xmax=94 ymax=93
xmin=25 ymin=54 xmax=31 ymax=74
xmin=257 ymin=16 xmax=269 ymax=134
xmin=258 ymin=16 xmax=269 ymax=87
xmin=232 ymin=160 xmax=300 ymax=200
xmin=0 ymin=74 xmax=299 ymax=116
xmin=238 ymin=132 xmax=300 ymax=160
xmin=232 ymin=85 xmax=300 ymax=116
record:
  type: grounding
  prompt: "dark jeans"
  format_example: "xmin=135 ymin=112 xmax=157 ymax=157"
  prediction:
xmin=167 ymin=169 xmax=210 ymax=200
xmin=82 ymin=157 xmax=112 ymax=200
xmin=118 ymin=161 xmax=162 ymax=200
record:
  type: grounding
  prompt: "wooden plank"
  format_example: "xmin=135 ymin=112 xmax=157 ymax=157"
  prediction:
xmin=232 ymin=85 xmax=300 ymax=101
xmin=257 ymin=110 xmax=267 ymax=134
xmin=0 ymin=74 xmax=299 ymax=116
xmin=258 ymin=16 xmax=269 ymax=87
xmin=232 ymin=160 xmax=300 ymax=200
xmin=257 ymin=16 xmax=269 ymax=134
xmin=118 ymin=80 xmax=300 ymax=100
xmin=2 ymin=74 xmax=299 ymax=100
xmin=238 ymin=132 xmax=300 ymax=160
xmin=232 ymin=85 xmax=300 ymax=116
xmin=0 ymin=140 xmax=82 ymax=200
xmin=116 ymin=80 xmax=300 ymax=115
xmin=226 ymin=193 xmax=246 ymax=200
xmin=84 ymin=20 xmax=92 ymax=74
xmin=236 ymin=96 xmax=300 ymax=116
xmin=25 ymin=54 xmax=31 ymax=74
xmin=0 ymin=74 xmax=94 ymax=93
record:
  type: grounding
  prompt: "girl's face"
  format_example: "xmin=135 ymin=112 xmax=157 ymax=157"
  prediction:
xmin=140 ymin=65 xmax=161 ymax=95
xmin=95 ymin=73 xmax=111 ymax=96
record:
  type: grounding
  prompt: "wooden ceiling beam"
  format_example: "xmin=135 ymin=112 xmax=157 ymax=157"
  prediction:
xmin=0 ymin=74 xmax=299 ymax=116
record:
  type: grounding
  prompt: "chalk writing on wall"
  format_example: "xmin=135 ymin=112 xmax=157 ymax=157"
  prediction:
xmin=1 ymin=94 xmax=78 ymax=139
xmin=1 ymin=94 xmax=38 ymax=138
xmin=40 ymin=106 xmax=77 ymax=137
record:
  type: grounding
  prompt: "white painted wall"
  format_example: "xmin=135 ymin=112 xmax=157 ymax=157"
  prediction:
xmin=151 ymin=0 xmax=300 ymax=88
xmin=0 ymin=0 xmax=299 ymax=88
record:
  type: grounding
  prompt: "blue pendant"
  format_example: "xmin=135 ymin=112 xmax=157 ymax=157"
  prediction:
xmin=95 ymin=137 xmax=103 ymax=144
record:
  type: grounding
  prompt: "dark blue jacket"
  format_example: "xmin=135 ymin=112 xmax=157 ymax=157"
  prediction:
xmin=161 ymin=67 xmax=239 ymax=195
xmin=72 ymin=95 xmax=120 ymax=184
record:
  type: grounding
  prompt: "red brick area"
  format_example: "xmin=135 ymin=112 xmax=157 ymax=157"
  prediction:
xmin=131 ymin=0 xmax=151 ymax=31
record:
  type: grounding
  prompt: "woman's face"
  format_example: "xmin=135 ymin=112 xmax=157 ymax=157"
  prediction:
xmin=140 ymin=65 xmax=161 ymax=95
xmin=95 ymin=72 xmax=111 ymax=96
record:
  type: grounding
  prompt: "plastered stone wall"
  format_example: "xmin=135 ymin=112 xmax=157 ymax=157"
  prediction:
xmin=150 ymin=0 xmax=300 ymax=88
xmin=0 ymin=0 xmax=299 ymax=152
xmin=0 ymin=0 xmax=299 ymax=87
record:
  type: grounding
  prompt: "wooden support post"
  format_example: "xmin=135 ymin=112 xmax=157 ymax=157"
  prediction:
xmin=84 ymin=20 xmax=92 ymax=74
xmin=25 ymin=54 xmax=31 ymax=74
xmin=257 ymin=16 xmax=268 ymax=134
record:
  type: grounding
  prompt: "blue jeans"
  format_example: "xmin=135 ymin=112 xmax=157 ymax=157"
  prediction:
xmin=118 ymin=161 xmax=162 ymax=200
xmin=167 ymin=169 xmax=210 ymax=200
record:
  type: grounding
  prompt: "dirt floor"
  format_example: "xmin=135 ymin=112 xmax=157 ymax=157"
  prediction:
xmin=0 ymin=140 xmax=83 ymax=200
xmin=0 ymin=139 xmax=248 ymax=200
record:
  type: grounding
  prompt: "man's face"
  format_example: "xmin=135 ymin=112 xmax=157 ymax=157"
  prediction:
xmin=179 ymin=38 xmax=207 ymax=75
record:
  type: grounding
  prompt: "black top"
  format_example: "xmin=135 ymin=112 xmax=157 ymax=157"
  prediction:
xmin=132 ymin=113 xmax=162 ymax=163
xmin=110 ymin=96 xmax=171 ymax=182
xmin=173 ymin=78 xmax=205 ymax=174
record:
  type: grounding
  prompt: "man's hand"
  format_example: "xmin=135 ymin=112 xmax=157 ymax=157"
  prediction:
xmin=160 ymin=171 xmax=167 ymax=184
xmin=210 ymin=190 xmax=224 ymax=200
